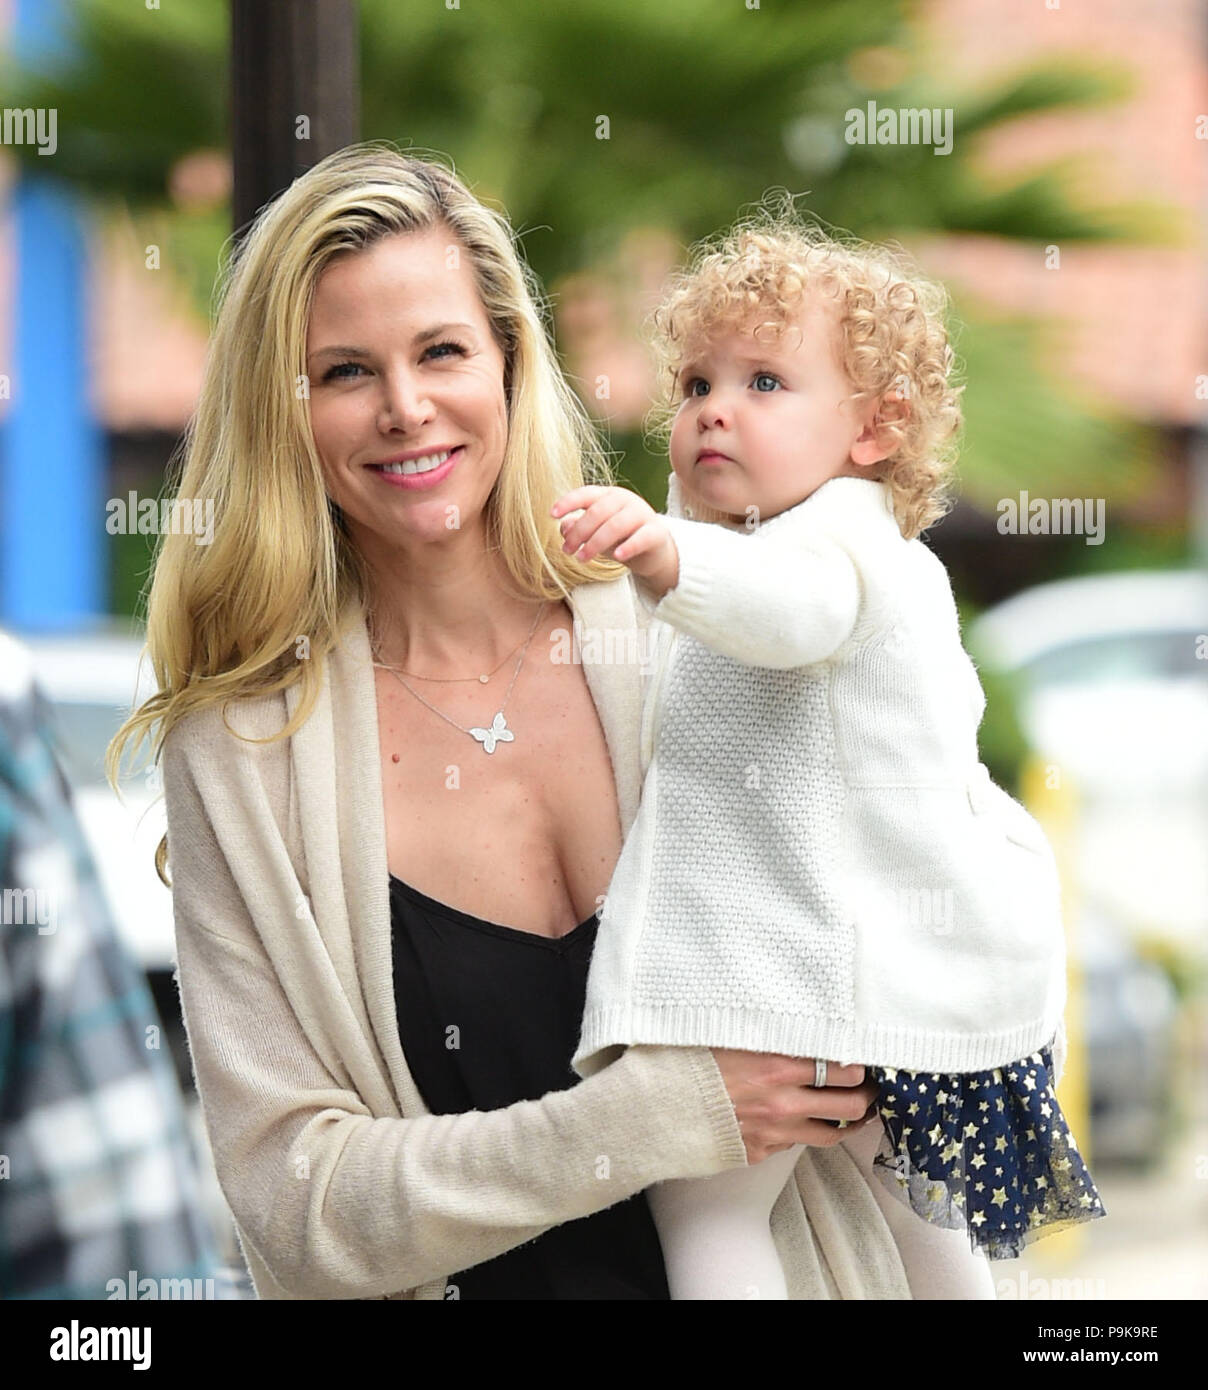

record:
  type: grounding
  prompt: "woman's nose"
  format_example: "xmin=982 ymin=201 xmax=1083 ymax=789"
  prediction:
xmin=378 ymin=371 xmax=435 ymax=432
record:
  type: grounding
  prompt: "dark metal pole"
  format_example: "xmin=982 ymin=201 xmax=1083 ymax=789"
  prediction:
xmin=230 ymin=0 xmax=359 ymax=246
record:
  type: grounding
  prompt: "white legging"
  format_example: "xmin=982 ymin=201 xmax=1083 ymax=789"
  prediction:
xmin=647 ymin=1119 xmax=998 ymax=1300
xmin=647 ymin=1143 xmax=806 ymax=1300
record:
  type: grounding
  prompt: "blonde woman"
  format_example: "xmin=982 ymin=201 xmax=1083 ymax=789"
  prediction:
xmin=111 ymin=142 xmax=972 ymax=1300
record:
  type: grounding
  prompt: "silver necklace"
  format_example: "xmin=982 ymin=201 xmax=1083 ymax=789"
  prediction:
xmin=371 ymin=627 xmax=532 ymax=684
xmin=372 ymin=601 xmax=546 ymax=753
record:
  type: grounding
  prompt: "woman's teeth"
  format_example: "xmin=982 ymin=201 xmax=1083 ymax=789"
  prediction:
xmin=379 ymin=449 xmax=453 ymax=476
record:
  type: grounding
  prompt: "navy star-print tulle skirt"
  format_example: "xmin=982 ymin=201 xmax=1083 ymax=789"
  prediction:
xmin=867 ymin=1043 xmax=1106 ymax=1259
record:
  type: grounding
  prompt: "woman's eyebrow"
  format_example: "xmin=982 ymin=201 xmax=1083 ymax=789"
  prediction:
xmin=308 ymin=322 xmax=476 ymax=360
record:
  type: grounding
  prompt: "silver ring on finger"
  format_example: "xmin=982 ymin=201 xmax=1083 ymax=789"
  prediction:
xmin=812 ymin=1057 xmax=828 ymax=1089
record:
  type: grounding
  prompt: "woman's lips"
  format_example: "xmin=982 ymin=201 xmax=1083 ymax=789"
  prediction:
xmin=369 ymin=445 xmax=463 ymax=490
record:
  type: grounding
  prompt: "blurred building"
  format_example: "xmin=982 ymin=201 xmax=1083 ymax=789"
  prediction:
xmin=0 ymin=0 xmax=1203 ymax=631
xmin=555 ymin=0 xmax=1208 ymax=600
xmin=911 ymin=0 xmax=1208 ymax=580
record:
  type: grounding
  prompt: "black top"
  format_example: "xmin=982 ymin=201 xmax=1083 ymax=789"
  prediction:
xmin=388 ymin=872 xmax=670 ymax=1300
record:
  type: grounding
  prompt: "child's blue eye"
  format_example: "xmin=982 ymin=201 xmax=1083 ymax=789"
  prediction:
xmin=683 ymin=377 xmax=708 ymax=398
xmin=754 ymin=373 xmax=780 ymax=391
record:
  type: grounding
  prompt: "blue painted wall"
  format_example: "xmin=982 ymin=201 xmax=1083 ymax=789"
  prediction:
xmin=0 ymin=0 xmax=106 ymax=634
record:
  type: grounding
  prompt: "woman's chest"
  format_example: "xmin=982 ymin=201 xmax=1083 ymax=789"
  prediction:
xmin=375 ymin=660 xmax=623 ymax=935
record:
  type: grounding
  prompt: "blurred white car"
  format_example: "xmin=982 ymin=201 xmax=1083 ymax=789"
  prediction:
xmin=19 ymin=623 xmax=173 ymax=973
xmin=969 ymin=568 xmax=1208 ymax=957
xmin=969 ymin=568 xmax=1208 ymax=1166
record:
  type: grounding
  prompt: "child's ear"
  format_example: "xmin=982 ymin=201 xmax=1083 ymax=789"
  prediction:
xmin=850 ymin=386 xmax=910 ymax=467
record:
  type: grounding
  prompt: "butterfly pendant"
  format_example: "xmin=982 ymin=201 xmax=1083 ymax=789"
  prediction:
xmin=470 ymin=712 xmax=514 ymax=754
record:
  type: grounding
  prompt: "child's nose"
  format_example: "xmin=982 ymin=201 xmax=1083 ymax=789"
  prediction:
xmin=698 ymin=391 xmax=733 ymax=426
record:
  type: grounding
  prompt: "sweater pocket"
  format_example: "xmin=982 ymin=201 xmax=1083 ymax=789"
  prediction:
xmin=980 ymin=777 xmax=1053 ymax=860
xmin=837 ymin=778 xmax=1064 ymax=1059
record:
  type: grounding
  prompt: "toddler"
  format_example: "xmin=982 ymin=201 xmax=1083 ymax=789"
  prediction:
xmin=551 ymin=214 xmax=1104 ymax=1300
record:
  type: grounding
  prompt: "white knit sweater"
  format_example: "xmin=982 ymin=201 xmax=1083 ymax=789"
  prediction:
xmin=573 ymin=475 xmax=1067 ymax=1079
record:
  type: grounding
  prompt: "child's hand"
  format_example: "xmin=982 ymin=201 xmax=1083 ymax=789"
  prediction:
xmin=551 ymin=486 xmax=680 ymax=601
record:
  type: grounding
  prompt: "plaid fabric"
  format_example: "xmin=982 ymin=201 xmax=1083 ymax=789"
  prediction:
xmin=0 ymin=631 xmax=222 ymax=1298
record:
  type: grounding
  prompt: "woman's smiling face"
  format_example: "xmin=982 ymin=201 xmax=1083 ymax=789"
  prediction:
xmin=306 ymin=225 xmax=510 ymax=554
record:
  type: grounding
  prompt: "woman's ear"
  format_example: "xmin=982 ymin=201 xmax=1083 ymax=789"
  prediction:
xmin=850 ymin=386 xmax=910 ymax=468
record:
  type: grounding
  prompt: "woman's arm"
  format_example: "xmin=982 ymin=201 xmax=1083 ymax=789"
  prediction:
xmin=163 ymin=725 xmax=747 ymax=1300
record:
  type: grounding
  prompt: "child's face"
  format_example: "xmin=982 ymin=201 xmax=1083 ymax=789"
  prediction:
xmin=669 ymin=294 xmax=882 ymax=523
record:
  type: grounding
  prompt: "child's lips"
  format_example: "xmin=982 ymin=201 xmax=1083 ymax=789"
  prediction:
xmin=697 ymin=450 xmax=731 ymax=464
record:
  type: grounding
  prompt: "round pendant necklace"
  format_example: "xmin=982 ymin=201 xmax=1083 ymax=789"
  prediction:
xmin=372 ymin=601 xmax=546 ymax=754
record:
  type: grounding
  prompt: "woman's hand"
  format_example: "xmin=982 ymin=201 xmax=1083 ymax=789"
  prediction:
xmin=552 ymin=486 xmax=679 ymax=600
xmin=709 ymin=1049 xmax=879 ymax=1165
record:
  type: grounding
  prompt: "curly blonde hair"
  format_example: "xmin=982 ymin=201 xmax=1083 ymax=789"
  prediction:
xmin=645 ymin=200 xmax=964 ymax=539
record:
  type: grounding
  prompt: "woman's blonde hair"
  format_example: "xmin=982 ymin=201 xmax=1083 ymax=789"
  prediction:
xmin=644 ymin=198 xmax=964 ymax=539
xmin=107 ymin=141 xmax=625 ymax=886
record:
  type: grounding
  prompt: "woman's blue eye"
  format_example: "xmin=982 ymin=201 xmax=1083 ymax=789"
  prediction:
xmin=323 ymin=361 xmax=364 ymax=382
xmin=321 ymin=340 xmax=466 ymax=383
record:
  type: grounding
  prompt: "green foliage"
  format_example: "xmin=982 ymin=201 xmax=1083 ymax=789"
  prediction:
xmin=959 ymin=596 xmax=1031 ymax=795
xmin=945 ymin=293 xmax=1163 ymax=514
xmin=0 ymin=0 xmax=226 ymax=201
xmin=0 ymin=0 xmax=1184 ymax=626
xmin=1 ymin=0 xmax=1178 ymax=300
xmin=107 ymin=519 xmax=157 ymax=622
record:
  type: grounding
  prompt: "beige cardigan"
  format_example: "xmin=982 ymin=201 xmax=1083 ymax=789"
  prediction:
xmin=162 ymin=573 xmax=1004 ymax=1300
